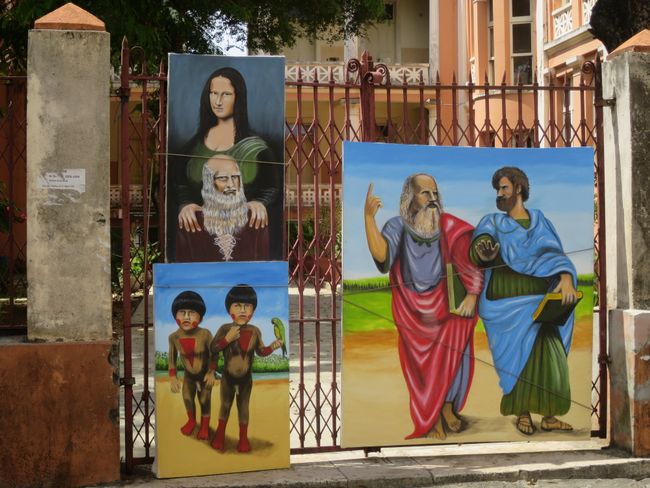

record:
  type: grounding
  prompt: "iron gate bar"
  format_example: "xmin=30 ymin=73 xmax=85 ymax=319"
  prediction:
xmin=118 ymin=37 xmax=135 ymax=470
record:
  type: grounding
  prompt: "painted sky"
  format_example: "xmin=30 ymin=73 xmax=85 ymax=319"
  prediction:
xmin=154 ymin=262 xmax=288 ymax=354
xmin=343 ymin=142 xmax=595 ymax=279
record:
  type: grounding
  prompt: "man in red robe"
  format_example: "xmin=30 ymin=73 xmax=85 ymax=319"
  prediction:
xmin=364 ymin=174 xmax=484 ymax=439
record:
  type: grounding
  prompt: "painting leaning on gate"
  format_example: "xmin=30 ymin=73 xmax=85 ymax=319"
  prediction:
xmin=165 ymin=54 xmax=285 ymax=263
xmin=153 ymin=261 xmax=289 ymax=478
xmin=341 ymin=142 xmax=594 ymax=447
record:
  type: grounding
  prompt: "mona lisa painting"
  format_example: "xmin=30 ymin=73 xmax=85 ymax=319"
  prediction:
xmin=166 ymin=55 xmax=285 ymax=263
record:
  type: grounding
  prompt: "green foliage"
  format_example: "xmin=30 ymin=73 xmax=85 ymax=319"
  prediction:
xmin=288 ymin=200 xmax=342 ymax=257
xmin=1 ymin=0 xmax=386 ymax=72
xmin=155 ymin=350 xmax=289 ymax=373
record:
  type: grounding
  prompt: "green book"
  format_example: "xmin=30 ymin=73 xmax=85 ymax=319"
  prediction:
xmin=532 ymin=291 xmax=583 ymax=326
xmin=447 ymin=263 xmax=467 ymax=315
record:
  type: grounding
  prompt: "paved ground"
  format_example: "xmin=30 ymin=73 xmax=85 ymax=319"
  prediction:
xmin=109 ymin=442 xmax=650 ymax=487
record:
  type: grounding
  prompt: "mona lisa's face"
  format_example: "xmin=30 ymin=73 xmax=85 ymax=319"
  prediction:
xmin=209 ymin=76 xmax=235 ymax=119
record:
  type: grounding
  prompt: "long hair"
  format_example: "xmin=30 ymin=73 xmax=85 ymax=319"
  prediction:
xmin=399 ymin=173 xmax=444 ymax=218
xmin=197 ymin=67 xmax=250 ymax=142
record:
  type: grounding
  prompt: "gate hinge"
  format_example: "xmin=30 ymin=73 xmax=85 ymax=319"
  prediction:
xmin=595 ymin=98 xmax=615 ymax=107
xmin=120 ymin=377 xmax=136 ymax=387
xmin=597 ymin=353 xmax=611 ymax=366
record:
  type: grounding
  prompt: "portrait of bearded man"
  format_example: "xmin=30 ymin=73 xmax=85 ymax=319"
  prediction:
xmin=364 ymin=173 xmax=484 ymax=440
xmin=175 ymin=155 xmax=270 ymax=262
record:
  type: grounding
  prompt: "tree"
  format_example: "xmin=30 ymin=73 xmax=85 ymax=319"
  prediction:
xmin=0 ymin=0 xmax=386 ymax=72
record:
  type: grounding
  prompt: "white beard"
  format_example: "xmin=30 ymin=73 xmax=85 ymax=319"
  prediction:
xmin=403 ymin=205 xmax=440 ymax=239
xmin=201 ymin=171 xmax=249 ymax=238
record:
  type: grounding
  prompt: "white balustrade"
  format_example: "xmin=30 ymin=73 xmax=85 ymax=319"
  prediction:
xmin=582 ymin=0 xmax=596 ymax=25
xmin=285 ymin=62 xmax=429 ymax=85
xmin=553 ymin=4 xmax=573 ymax=39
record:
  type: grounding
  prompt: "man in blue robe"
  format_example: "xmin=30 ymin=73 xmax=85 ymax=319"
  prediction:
xmin=471 ymin=166 xmax=579 ymax=435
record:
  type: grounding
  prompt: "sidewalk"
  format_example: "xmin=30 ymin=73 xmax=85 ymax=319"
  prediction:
xmin=110 ymin=440 xmax=650 ymax=487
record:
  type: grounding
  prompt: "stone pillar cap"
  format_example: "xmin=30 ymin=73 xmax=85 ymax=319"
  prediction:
xmin=608 ymin=29 xmax=650 ymax=60
xmin=34 ymin=2 xmax=105 ymax=31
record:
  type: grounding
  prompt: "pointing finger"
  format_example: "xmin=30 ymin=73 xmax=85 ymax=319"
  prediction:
xmin=367 ymin=183 xmax=374 ymax=199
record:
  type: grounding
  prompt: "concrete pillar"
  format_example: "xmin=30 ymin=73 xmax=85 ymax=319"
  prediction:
xmin=0 ymin=5 xmax=120 ymax=488
xmin=602 ymin=29 xmax=650 ymax=457
xmin=26 ymin=3 xmax=111 ymax=342
xmin=428 ymin=0 xmax=439 ymax=81
xmin=344 ymin=35 xmax=360 ymax=63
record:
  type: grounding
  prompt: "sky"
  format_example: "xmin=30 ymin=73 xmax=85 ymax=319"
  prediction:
xmin=154 ymin=262 xmax=288 ymax=354
xmin=342 ymin=143 xmax=595 ymax=279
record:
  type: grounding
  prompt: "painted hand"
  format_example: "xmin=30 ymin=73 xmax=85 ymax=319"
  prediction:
xmin=225 ymin=325 xmax=240 ymax=343
xmin=203 ymin=371 xmax=216 ymax=388
xmin=271 ymin=339 xmax=284 ymax=351
xmin=475 ymin=239 xmax=500 ymax=263
xmin=552 ymin=273 xmax=579 ymax=306
xmin=364 ymin=183 xmax=382 ymax=220
xmin=170 ymin=376 xmax=181 ymax=393
xmin=178 ymin=203 xmax=202 ymax=233
xmin=247 ymin=201 xmax=268 ymax=229
xmin=456 ymin=293 xmax=478 ymax=318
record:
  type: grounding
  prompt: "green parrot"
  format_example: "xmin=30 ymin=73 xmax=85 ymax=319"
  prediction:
xmin=272 ymin=317 xmax=287 ymax=358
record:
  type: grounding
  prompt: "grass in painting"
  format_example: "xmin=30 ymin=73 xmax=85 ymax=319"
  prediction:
xmin=155 ymin=351 xmax=289 ymax=373
xmin=343 ymin=274 xmax=595 ymax=334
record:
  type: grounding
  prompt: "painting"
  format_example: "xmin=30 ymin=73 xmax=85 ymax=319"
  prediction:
xmin=342 ymin=142 xmax=594 ymax=447
xmin=153 ymin=261 xmax=289 ymax=478
xmin=166 ymin=54 xmax=285 ymax=263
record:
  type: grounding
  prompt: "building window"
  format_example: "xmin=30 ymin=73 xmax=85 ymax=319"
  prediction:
xmin=511 ymin=0 xmax=532 ymax=84
xmin=488 ymin=0 xmax=495 ymax=84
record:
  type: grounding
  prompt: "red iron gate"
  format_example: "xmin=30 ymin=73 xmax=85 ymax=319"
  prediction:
xmin=111 ymin=47 xmax=606 ymax=470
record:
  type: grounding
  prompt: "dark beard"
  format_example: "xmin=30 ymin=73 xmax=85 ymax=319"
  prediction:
xmin=496 ymin=194 xmax=517 ymax=212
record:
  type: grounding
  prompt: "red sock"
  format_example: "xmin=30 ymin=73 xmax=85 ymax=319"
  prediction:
xmin=197 ymin=415 xmax=210 ymax=440
xmin=180 ymin=410 xmax=196 ymax=436
xmin=237 ymin=423 xmax=251 ymax=453
xmin=211 ymin=419 xmax=227 ymax=451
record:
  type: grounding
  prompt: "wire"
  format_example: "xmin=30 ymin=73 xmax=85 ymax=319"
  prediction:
xmin=341 ymin=294 xmax=595 ymax=413
xmin=159 ymin=152 xmax=288 ymax=166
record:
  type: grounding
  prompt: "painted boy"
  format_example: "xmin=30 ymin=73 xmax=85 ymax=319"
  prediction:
xmin=210 ymin=284 xmax=283 ymax=452
xmin=168 ymin=290 xmax=217 ymax=440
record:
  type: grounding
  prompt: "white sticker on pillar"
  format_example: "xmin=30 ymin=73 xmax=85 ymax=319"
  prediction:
xmin=38 ymin=169 xmax=86 ymax=193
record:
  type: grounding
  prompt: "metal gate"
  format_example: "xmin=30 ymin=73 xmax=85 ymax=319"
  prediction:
xmin=115 ymin=44 xmax=605 ymax=469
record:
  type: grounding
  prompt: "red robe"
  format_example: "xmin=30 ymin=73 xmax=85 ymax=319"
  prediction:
xmin=389 ymin=213 xmax=483 ymax=439
xmin=174 ymin=211 xmax=269 ymax=263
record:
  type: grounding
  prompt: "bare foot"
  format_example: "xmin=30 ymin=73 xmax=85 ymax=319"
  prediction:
xmin=516 ymin=412 xmax=536 ymax=435
xmin=441 ymin=403 xmax=463 ymax=433
xmin=427 ymin=418 xmax=447 ymax=440
xmin=541 ymin=416 xmax=573 ymax=431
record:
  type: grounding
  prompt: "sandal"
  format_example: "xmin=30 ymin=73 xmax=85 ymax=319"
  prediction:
xmin=516 ymin=412 xmax=536 ymax=435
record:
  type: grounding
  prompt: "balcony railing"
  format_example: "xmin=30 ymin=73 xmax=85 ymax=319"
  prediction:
xmin=285 ymin=184 xmax=342 ymax=207
xmin=110 ymin=184 xmax=343 ymax=213
xmin=582 ymin=0 xmax=596 ymax=25
xmin=285 ymin=62 xmax=430 ymax=85
xmin=552 ymin=3 xmax=573 ymax=39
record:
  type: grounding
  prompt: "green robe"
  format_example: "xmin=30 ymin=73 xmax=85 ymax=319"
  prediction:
xmin=471 ymin=218 xmax=571 ymax=417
